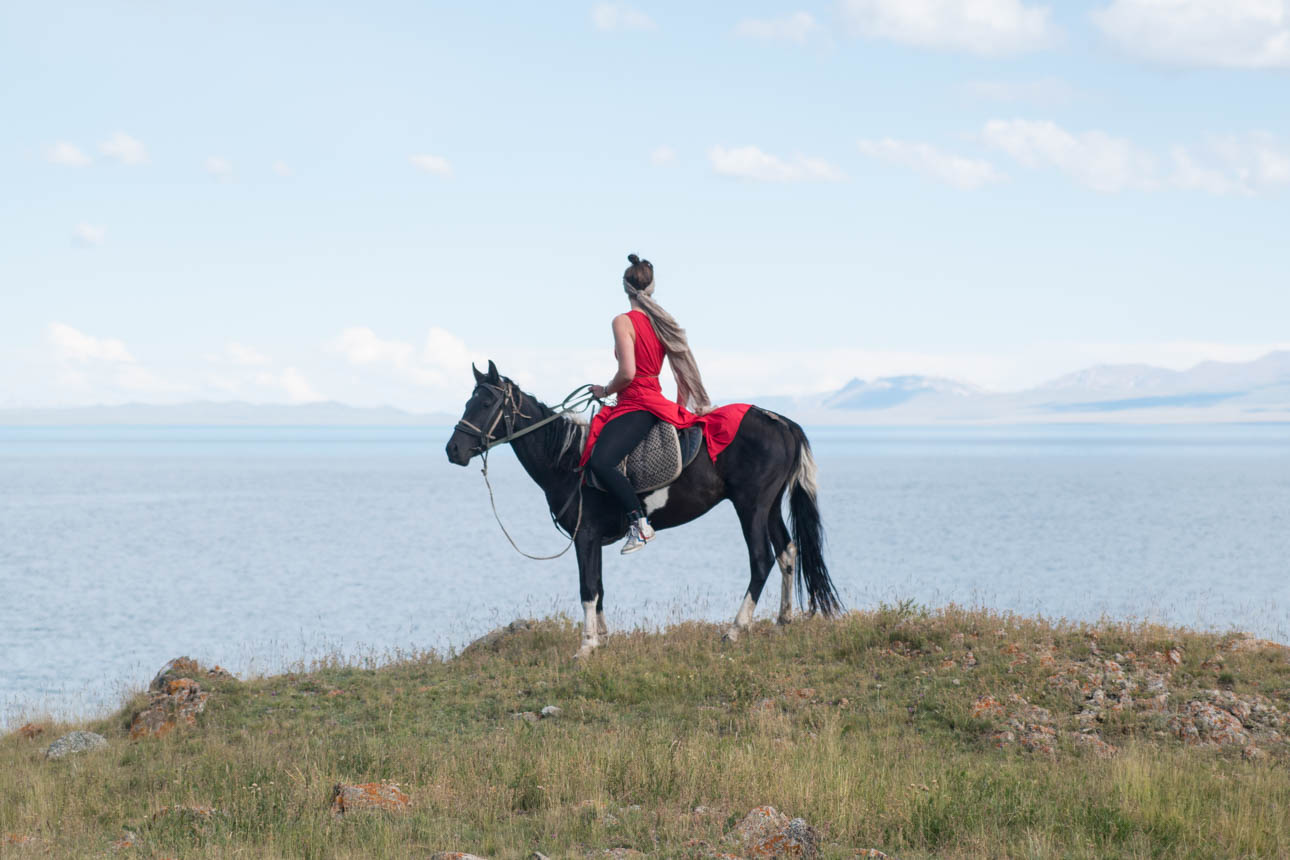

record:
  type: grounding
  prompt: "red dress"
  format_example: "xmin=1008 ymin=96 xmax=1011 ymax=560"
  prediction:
xmin=579 ymin=310 xmax=751 ymax=467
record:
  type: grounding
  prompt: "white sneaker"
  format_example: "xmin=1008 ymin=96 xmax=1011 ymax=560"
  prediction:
xmin=620 ymin=518 xmax=655 ymax=554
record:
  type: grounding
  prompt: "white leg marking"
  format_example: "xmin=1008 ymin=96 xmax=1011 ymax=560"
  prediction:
xmin=642 ymin=487 xmax=669 ymax=516
xmin=576 ymin=599 xmax=599 ymax=658
xmin=724 ymin=591 xmax=757 ymax=641
xmin=777 ymin=542 xmax=797 ymax=624
xmin=597 ymin=610 xmax=609 ymax=638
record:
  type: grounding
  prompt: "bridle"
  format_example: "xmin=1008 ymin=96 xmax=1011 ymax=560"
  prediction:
xmin=455 ymin=380 xmax=597 ymax=455
xmin=454 ymin=380 xmax=599 ymax=560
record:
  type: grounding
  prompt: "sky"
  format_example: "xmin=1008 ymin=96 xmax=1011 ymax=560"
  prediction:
xmin=2 ymin=0 xmax=1288 ymax=412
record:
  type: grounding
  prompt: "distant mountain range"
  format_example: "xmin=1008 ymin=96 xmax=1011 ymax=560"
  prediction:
xmin=4 ymin=352 xmax=1290 ymax=426
xmin=749 ymin=351 xmax=1290 ymax=424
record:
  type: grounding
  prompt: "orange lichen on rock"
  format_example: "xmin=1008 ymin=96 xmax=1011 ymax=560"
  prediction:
xmin=972 ymin=695 xmax=1006 ymax=719
xmin=16 ymin=723 xmax=44 ymax=740
xmin=725 ymin=806 xmax=820 ymax=859
xmin=129 ymin=678 xmax=209 ymax=740
xmin=329 ymin=782 xmax=411 ymax=816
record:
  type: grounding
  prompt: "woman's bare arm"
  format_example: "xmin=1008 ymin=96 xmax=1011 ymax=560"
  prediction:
xmin=591 ymin=315 xmax=636 ymax=399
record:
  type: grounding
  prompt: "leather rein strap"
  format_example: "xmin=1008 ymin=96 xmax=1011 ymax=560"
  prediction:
xmin=457 ymin=383 xmax=598 ymax=560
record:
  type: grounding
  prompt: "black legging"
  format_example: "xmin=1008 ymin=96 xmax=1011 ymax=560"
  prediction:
xmin=587 ymin=410 xmax=658 ymax=520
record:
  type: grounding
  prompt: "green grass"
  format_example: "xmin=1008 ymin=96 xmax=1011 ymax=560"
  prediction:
xmin=4 ymin=606 xmax=1290 ymax=858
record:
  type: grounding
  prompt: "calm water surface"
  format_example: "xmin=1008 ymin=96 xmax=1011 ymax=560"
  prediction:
xmin=2 ymin=425 xmax=1288 ymax=725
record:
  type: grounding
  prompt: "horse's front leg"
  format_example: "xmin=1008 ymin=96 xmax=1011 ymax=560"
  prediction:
xmin=724 ymin=506 xmax=774 ymax=642
xmin=575 ymin=531 xmax=604 ymax=659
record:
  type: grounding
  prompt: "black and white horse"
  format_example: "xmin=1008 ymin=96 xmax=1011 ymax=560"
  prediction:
xmin=445 ymin=361 xmax=841 ymax=657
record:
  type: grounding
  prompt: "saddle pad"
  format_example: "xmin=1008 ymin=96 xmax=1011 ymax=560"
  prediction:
xmin=586 ymin=423 xmax=705 ymax=494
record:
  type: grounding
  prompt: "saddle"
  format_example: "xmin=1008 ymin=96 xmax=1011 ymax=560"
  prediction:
xmin=585 ymin=423 xmax=705 ymax=494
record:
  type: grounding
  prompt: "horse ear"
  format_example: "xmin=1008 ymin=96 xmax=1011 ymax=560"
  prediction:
xmin=472 ymin=363 xmax=486 ymax=384
xmin=485 ymin=360 xmax=500 ymax=384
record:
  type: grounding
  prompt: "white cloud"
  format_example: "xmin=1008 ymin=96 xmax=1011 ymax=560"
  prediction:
xmin=409 ymin=153 xmax=452 ymax=176
xmin=840 ymin=0 xmax=1055 ymax=55
xmin=204 ymin=156 xmax=233 ymax=180
xmin=279 ymin=367 xmax=322 ymax=403
xmin=47 ymin=142 xmax=92 ymax=167
xmin=48 ymin=323 xmax=134 ymax=362
xmin=981 ymin=119 xmax=1158 ymax=192
xmin=99 ymin=132 xmax=148 ymax=165
xmin=272 ymin=160 xmax=292 ymax=177
xmin=331 ymin=326 xmax=481 ymax=389
xmin=708 ymin=145 xmax=846 ymax=183
xmin=959 ymin=77 xmax=1082 ymax=105
xmin=225 ymin=342 xmax=271 ymax=366
xmin=983 ymin=119 xmax=1290 ymax=195
xmin=735 ymin=12 xmax=820 ymax=43
xmin=591 ymin=2 xmax=656 ymax=31
xmin=649 ymin=145 xmax=677 ymax=166
xmin=857 ymin=138 xmax=1006 ymax=189
xmin=1092 ymin=0 xmax=1290 ymax=68
xmin=72 ymin=223 xmax=107 ymax=247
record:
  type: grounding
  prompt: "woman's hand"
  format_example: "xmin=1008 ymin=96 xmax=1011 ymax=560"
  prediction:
xmin=590 ymin=384 xmax=608 ymax=400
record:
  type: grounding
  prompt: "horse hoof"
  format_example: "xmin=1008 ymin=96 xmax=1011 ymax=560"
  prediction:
xmin=722 ymin=628 xmax=740 ymax=643
xmin=574 ymin=643 xmax=597 ymax=660
xmin=776 ymin=614 xmax=792 ymax=626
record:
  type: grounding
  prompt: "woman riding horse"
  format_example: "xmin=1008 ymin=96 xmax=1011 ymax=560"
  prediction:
xmin=584 ymin=254 xmax=746 ymax=554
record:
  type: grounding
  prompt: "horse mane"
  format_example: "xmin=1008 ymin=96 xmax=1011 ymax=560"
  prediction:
xmin=517 ymin=385 xmax=587 ymax=472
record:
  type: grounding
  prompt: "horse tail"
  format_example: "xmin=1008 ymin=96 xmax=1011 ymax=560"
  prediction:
xmin=785 ymin=421 xmax=843 ymax=618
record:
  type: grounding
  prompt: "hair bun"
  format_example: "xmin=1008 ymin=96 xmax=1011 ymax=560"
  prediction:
xmin=627 ymin=253 xmax=641 ymax=265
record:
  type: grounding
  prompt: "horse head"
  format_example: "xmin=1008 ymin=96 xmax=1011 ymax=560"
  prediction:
xmin=445 ymin=360 xmax=515 ymax=466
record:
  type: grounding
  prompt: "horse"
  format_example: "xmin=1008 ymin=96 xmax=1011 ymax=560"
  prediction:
xmin=445 ymin=360 xmax=842 ymax=657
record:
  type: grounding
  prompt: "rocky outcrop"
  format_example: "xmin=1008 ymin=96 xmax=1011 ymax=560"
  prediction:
xmin=725 ymin=806 xmax=820 ymax=859
xmin=150 ymin=656 xmax=235 ymax=690
xmin=1168 ymin=689 xmax=1285 ymax=748
xmin=129 ymin=678 xmax=209 ymax=739
xmin=329 ymin=782 xmax=411 ymax=816
xmin=459 ymin=619 xmax=538 ymax=657
xmin=45 ymin=730 xmax=108 ymax=760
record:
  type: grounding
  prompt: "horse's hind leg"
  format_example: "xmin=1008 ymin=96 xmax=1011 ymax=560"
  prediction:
xmin=724 ymin=501 xmax=775 ymax=643
xmin=768 ymin=490 xmax=796 ymax=626
xmin=596 ymin=589 xmax=609 ymax=638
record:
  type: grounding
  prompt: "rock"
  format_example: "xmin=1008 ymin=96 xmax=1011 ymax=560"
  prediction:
xmin=129 ymin=678 xmax=209 ymax=739
xmin=726 ymin=806 xmax=819 ymax=858
xmin=532 ymin=853 xmax=552 ymax=860
xmin=16 ymin=723 xmax=44 ymax=740
xmin=1071 ymin=732 xmax=1118 ymax=758
xmin=1169 ymin=702 xmax=1251 ymax=747
xmin=1226 ymin=634 xmax=1289 ymax=655
xmin=45 ymin=730 xmax=108 ymax=760
xmin=110 ymin=831 xmax=141 ymax=851
xmin=150 ymin=656 xmax=235 ymax=691
xmin=513 ymin=711 xmax=540 ymax=725
xmin=540 ymin=705 xmax=562 ymax=718
xmin=971 ymin=695 xmax=1005 ymax=720
xmin=962 ymin=651 xmax=977 ymax=669
xmin=459 ymin=619 xmax=537 ymax=657
xmin=329 ymin=782 xmax=411 ymax=816
xmin=1243 ymin=744 xmax=1264 ymax=762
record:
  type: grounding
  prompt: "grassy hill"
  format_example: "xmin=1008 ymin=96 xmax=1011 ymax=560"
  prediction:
xmin=4 ymin=606 xmax=1290 ymax=858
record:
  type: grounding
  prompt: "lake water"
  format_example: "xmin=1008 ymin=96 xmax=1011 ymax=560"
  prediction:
xmin=3 ymin=424 xmax=1289 ymax=726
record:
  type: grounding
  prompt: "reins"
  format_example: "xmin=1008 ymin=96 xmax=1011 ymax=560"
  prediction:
xmin=464 ymin=383 xmax=599 ymax=560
